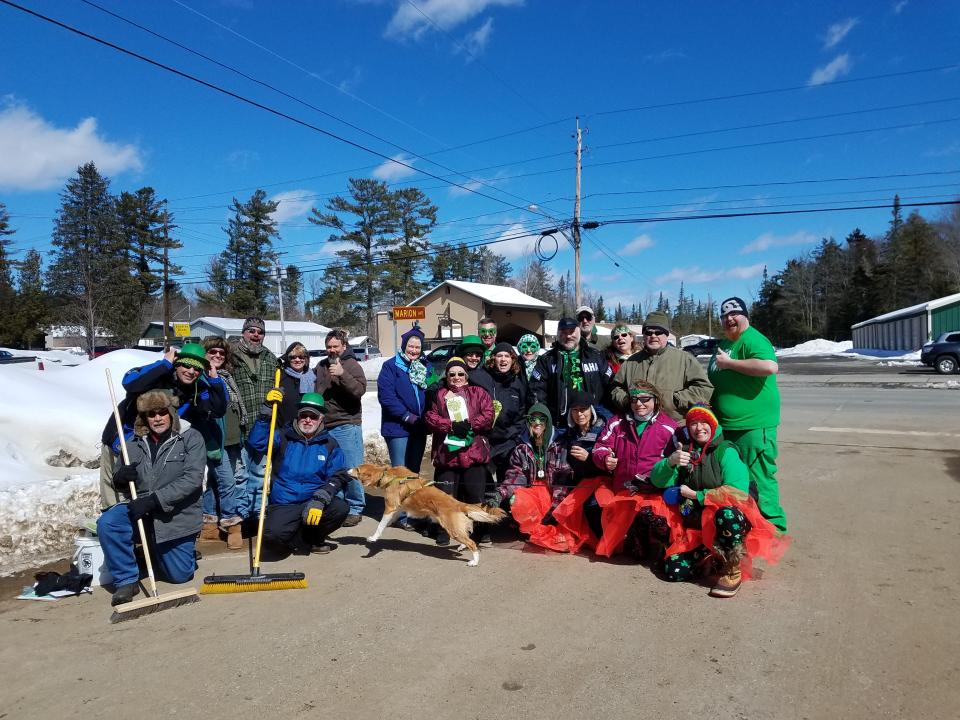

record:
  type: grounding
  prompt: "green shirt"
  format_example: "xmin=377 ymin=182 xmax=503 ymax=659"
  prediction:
xmin=708 ymin=326 xmax=780 ymax=429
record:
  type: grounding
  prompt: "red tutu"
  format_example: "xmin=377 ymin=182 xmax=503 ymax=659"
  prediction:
xmin=510 ymin=478 xmax=604 ymax=554
xmin=594 ymin=491 xmax=687 ymax=558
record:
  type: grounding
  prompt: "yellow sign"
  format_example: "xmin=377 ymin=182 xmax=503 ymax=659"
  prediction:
xmin=394 ymin=306 xmax=426 ymax=321
xmin=173 ymin=323 xmax=191 ymax=337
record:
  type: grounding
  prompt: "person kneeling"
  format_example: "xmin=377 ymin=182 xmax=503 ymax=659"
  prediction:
xmin=97 ymin=391 xmax=205 ymax=607
xmin=246 ymin=392 xmax=350 ymax=554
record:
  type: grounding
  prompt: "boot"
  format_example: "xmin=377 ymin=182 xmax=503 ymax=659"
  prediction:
xmin=226 ymin=523 xmax=244 ymax=551
xmin=710 ymin=544 xmax=744 ymax=598
xmin=110 ymin=582 xmax=140 ymax=606
xmin=200 ymin=517 xmax=220 ymax=542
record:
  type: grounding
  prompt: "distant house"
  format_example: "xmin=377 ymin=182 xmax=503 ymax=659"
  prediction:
xmin=141 ymin=317 xmax=331 ymax=354
xmin=376 ymin=280 xmax=552 ymax=354
xmin=45 ymin=325 xmax=117 ymax=351
xmin=851 ymin=292 xmax=960 ymax=351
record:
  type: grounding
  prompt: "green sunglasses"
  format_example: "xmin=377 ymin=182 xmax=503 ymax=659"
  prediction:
xmin=518 ymin=342 xmax=539 ymax=352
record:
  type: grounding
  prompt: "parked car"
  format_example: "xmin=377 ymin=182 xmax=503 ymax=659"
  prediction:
xmin=683 ymin=338 xmax=720 ymax=356
xmin=920 ymin=331 xmax=960 ymax=374
xmin=425 ymin=343 xmax=460 ymax=374
xmin=0 ymin=349 xmax=36 ymax=364
xmin=352 ymin=344 xmax=382 ymax=362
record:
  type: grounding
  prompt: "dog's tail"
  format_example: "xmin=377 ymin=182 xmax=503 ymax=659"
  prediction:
xmin=465 ymin=504 xmax=508 ymax=524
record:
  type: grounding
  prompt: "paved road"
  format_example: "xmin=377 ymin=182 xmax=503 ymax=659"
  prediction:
xmin=2 ymin=384 xmax=958 ymax=720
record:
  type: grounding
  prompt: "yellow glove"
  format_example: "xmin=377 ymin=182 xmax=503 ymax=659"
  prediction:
xmin=265 ymin=388 xmax=284 ymax=405
xmin=302 ymin=501 xmax=324 ymax=526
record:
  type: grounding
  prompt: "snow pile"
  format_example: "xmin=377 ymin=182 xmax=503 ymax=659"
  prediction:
xmin=359 ymin=355 xmax=390 ymax=379
xmin=777 ymin=339 xmax=853 ymax=357
xmin=1 ymin=346 xmax=88 ymax=366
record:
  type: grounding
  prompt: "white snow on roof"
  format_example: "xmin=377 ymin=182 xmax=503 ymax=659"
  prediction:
xmin=193 ymin=316 xmax=331 ymax=334
xmin=851 ymin=292 xmax=960 ymax=329
xmin=412 ymin=280 xmax=552 ymax=309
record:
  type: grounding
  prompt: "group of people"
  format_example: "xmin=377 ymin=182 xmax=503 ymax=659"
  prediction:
xmin=95 ymin=297 xmax=789 ymax=607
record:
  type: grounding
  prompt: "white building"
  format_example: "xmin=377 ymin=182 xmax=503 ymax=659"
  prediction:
xmin=142 ymin=317 xmax=331 ymax=355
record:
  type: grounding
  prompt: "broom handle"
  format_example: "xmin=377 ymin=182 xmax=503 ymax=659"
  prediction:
xmin=251 ymin=368 xmax=282 ymax=574
xmin=106 ymin=368 xmax=160 ymax=598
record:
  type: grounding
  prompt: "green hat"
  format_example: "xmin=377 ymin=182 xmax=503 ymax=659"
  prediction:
xmin=458 ymin=334 xmax=484 ymax=355
xmin=175 ymin=342 xmax=209 ymax=371
xmin=297 ymin=392 xmax=326 ymax=414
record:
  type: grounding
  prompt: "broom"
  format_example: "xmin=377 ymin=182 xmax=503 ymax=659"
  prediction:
xmin=200 ymin=368 xmax=307 ymax=593
xmin=105 ymin=368 xmax=200 ymax=623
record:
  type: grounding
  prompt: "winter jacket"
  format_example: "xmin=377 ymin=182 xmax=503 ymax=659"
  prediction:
xmin=483 ymin=366 xmax=531 ymax=462
xmin=555 ymin=412 xmax=607 ymax=481
xmin=377 ymin=355 xmax=429 ymax=439
xmin=123 ymin=427 xmax=206 ymax=545
xmin=500 ymin=404 xmax=574 ymax=501
xmin=610 ymin=345 xmax=713 ymax=422
xmin=277 ymin=370 xmax=307 ymax=428
xmin=247 ymin=417 xmax=350 ymax=506
xmin=220 ymin=369 xmax=245 ymax=448
xmin=529 ymin=339 xmax=613 ymax=429
xmin=467 ymin=365 xmax=495 ymax=395
xmin=650 ymin=427 xmax=749 ymax=505
xmin=424 ymin=384 xmax=494 ymax=469
xmin=314 ymin=354 xmax=366 ymax=428
xmin=231 ymin=344 xmax=280 ymax=431
xmin=100 ymin=358 xmax=228 ymax=453
xmin=591 ymin=411 xmax=678 ymax=493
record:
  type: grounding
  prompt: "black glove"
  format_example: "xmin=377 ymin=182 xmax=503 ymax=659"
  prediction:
xmin=127 ymin=493 xmax=159 ymax=522
xmin=451 ymin=420 xmax=471 ymax=437
xmin=113 ymin=464 xmax=139 ymax=490
xmin=540 ymin=508 xmax=558 ymax=526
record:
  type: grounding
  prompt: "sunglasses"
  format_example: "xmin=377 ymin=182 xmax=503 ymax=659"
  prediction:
xmin=528 ymin=417 xmax=547 ymax=426
xmin=447 ymin=371 xmax=467 ymax=377
xmin=643 ymin=329 xmax=667 ymax=337
xmin=577 ymin=315 xmax=593 ymax=322
xmin=298 ymin=412 xmax=322 ymax=421
xmin=244 ymin=328 xmax=265 ymax=336
xmin=630 ymin=395 xmax=655 ymax=403
xmin=288 ymin=355 xmax=307 ymax=361
xmin=463 ymin=351 xmax=482 ymax=357
xmin=206 ymin=348 xmax=226 ymax=356
xmin=614 ymin=332 xmax=632 ymax=339
xmin=146 ymin=408 xmax=170 ymax=418
xmin=478 ymin=329 xmax=497 ymax=337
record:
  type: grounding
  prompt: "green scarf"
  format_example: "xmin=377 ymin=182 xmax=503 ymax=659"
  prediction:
xmin=560 ymin=348 xmax=584 ymax=391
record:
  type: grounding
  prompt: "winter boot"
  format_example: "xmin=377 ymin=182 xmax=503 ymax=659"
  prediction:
xmin=710 ymin=544 xmax=745 ymax=598
xmin=200 ymin=516 xmax=220 ymax=542
xmin=226 ymin=522 xmax=244 ymax=551
xmin=110 ymin=582 xmax=140 ymax=606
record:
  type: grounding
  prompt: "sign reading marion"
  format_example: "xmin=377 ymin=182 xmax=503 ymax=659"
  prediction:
xmin=393 ymin=306 xmax=426 ymax=321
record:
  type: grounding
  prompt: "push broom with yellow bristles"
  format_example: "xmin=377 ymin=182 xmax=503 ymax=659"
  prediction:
xmin=105 ymin=369 xmax=200 ymax=623
xmin=201 ymin=368 xmax=307 ymax=594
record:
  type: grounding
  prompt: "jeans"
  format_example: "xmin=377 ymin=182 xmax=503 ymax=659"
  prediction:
xmin=327 ymin=424 xmax=365 ymax=516
xmin=96 ymin=504 xmax=197 ymax=588
xmin=385 ymin=432 xmax=428 ymax=473
xmin=202 ymin=445 xmax=242 ymax=522
xmin=238 ymin=443 xmax=267 ymax=519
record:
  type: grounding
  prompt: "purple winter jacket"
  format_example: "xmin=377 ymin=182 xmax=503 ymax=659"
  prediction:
xmin=424 ymin=385 xmax=494 ymax=469
xmin=591 ymin=412 xmax=678 ymax=492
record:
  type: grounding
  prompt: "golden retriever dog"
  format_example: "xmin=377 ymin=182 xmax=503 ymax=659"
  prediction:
xmin=351 ymin=463 xmax=506 ymax=567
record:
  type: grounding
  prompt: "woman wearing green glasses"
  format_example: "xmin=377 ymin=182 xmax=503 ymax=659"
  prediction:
xmin=517 ymin=333 xmax=541 ymax=379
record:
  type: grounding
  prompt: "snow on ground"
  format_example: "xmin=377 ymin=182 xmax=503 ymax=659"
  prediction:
xmin=2 ymin=346 xmax=89 ymax=366
xmin=776 ymin=339 xmax=921 ymax=363
xmin=776 ymin=339 xmax=854 ymax=356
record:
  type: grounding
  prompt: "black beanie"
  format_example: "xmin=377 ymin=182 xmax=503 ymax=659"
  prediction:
xmin=492 ymin=341 xmax=516 ymax=356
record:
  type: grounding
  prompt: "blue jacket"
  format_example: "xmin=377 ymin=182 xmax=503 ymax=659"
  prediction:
xmin=247 ymin=417 xmax=349 ymax=506
xmin=377 ymin=354 xmax=428 ymax=439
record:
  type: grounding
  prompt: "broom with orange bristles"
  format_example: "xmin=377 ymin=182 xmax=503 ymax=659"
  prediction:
xmin=200 ymin=368 xmax=307 ymax=593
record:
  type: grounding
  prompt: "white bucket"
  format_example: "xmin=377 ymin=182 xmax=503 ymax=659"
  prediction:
xmin=73 ymin=537 xmax=112 ymax=587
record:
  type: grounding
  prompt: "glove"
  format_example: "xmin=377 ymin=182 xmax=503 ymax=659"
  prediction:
xmin=662 ymin=486 xmax=682 ymax=505
xmin=113 ymin=464 xmax=139 ymax=490
xmin=403 ymin=413 xmax=420 ymax=426
xmin=540 ymin=508 xmax=558 ymax=526
xmin=127 ymin=493 xmax=159 ymax=522
xmin=265 ymin=388 xmax=284 ymax=405
xmin=450 ymin=420 xmax=471 ymax=437
xmin=483 ymin=493 xmax=502 ymax=511
xmin=301 ymin=500 xmax=325 ymax=526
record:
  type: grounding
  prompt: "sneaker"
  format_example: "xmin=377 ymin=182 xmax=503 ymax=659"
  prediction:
xmin=709 ymin=564 xmax=743 ymax=598
xmin=341 ymin=514 xmax=362 ymax=528
xmin=311 ymin=542 xmax=336 ymax=554
xmin=435 ymin=530 xmax=450 ymax=546
xmin=110 ymin=583 xmax=140 ymax=607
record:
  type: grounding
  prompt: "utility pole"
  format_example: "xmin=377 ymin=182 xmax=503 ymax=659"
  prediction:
xmin=275 ymin=258 xmax=286 ymax=349
xmin=707 ymin=293 xmax=713 ymax=336
xmin=162 ymin=212 xmax=171 ymax=346
xmin=573 ymin=117 xmax=583 ymax=307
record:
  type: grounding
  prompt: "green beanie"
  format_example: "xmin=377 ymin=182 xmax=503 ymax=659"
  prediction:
xmin=175 ymin=342 xmax=209 ymax=371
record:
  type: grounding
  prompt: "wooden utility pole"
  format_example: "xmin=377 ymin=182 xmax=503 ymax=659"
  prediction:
xmin=707 ymin=293 xmax=713 ymax=336
xmin=162 ymin=212 xmax=171 ymax=345
xmin=274 ymin=256 xmax=287 ymax=349
xmin=573 ymin=117 xmax=583 ymax=307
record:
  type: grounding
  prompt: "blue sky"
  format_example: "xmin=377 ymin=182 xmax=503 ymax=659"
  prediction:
xmin=1 ymin=0 xmax=959 ymax=313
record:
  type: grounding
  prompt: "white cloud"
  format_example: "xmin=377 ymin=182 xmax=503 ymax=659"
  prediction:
xmin=489 ymin=222 xmax=569 ymax=260
xmin=620 ymin=234 xmax=655 ymax=256
xmin=643 ymin=49 xmax=685 ymax=64
xmin=660 ymin=263 xmax=766 ymax=284
xmin=459 ymin=17 xmax=494 ymax=58
xmin=225 ymin=149 xmax=259 ymax=170
xmin=371 ymin=153 xmax=418 ymax=181
xmin=808 ymin=54 xmax=852 ymax=86
xmin=823 ymin=18 xmax=858 ymax=50
xmin=740 ymin=230 xmax=818 ymax=254
xmin=0 ymin=102 xmax=142 ymax=191
xmin=385 ymin=0 xmax=522 ymax=40
xmin=893 ymin=1 xmax=908 ymax=14
xmin=269 ymin=190 xmax=316 ymax=223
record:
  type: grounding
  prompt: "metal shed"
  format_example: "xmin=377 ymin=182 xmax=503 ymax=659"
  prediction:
xmin=191 ymin=317 xmax=331 ymax=355
xmin=851 ymin=292 xmax=960 ymax=351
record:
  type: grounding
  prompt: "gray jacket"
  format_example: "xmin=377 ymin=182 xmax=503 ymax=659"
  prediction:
xmin=610 ymin=345 xmax=713 ymax=422
xmin=126 ymin=428 xmax=205 ymax=544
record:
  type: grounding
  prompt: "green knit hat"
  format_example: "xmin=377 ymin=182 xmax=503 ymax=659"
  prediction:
xmin=298 ymin=392 xmax=326 ymax=415
xmin=458 ymin=334 xmax=484 ymax=355
xmin=175 ymin=342 xmax=209 ymax=371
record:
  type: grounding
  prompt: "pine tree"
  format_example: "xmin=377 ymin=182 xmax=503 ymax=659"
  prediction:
xmin=0 ymin=202 xmax=16 ymax=344
xmin=11 ymin=249 xmax=50 ymax=348
xmin=195 ymin=256 xmax=231 ymax=311
xmin=47 ymin=163 xmax=140 ymax=352
xmin=614 ymin=302 xmax=625 ymax=322
xmin=305 ymin=263 xmax=363 ymax=329
xmin=281 ymin=264 xmax=303 ymax=319
xmin=311 ymin=179 xmax=397 ymax=336
xmin=595 ymin=295 xmax=606 ymax=322
xmin=381 ymin=187 xmax=437 ymax=304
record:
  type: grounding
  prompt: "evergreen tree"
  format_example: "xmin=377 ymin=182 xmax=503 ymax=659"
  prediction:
xmin=11 ymin=249 xmax=49 ymax=348
xmin=382 ymin=187 xmax=437 ymax=304
xmin=0 ymin=202 xmax=16 ymax=343
xmin=614 ymin=302 xmax=625 ymax=322
xmin=305 ymin=263 xmax=363 ymax=329
xmin=595 ymin=295 xmax=606 ymax=322
xmin=47 ymin=163 xmax=140 ymax=352
xmin=281 ymin=264 xmax=303 ymax=319
xmin=195 ymin=256 xmax=231 ymax=311
xmin=311 ymin=179 xmax=397 ymax=336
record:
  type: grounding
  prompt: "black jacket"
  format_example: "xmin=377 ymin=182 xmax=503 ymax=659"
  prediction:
xmin=483 ymin=366 xmax=531 ymax=462
xmin=529 ymin=340 xmax=612 ymax=428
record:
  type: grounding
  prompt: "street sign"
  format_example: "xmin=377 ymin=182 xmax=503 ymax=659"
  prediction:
xmin=393 ymin=306 xmax=426 ymax=321
xmin=173 ymin=323 xmax=191 ymax=337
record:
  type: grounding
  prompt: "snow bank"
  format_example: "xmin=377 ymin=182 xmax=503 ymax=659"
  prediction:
xmin=776 ymin=339 xmax=920 ymax=363
xmin=1 ymin=346 xmax=88 ymax=366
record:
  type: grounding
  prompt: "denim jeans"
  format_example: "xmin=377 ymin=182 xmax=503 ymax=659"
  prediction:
xmin=385 ymin=431 xmax=427 ymax=473
xmin=327 ymin=423 xmax=365 ymax=516
xmin=238 ymin=443 xmax=267 ymax=519
xmin=202 ymin=445 xmax=242 ymax=522
xmin=96 ymin=504 xmax=197 ymax=587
